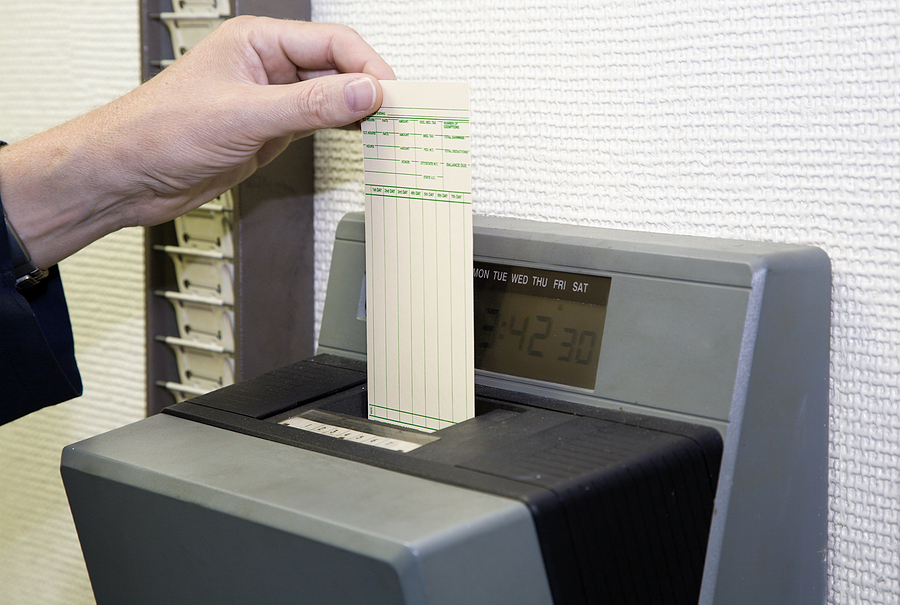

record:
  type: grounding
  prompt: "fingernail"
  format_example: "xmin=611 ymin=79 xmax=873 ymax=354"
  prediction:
xmin=344 ymin=77 xmax=377 ymax=113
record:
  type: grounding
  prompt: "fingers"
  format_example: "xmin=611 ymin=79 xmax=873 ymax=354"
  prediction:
xmin=254 ymin=72 xmax=383 ymax=139
xmin=311 ymin=23 xmax=396 ymax=80
xmin=230 ymin=17 xmax=395 ymax=85
xmin=342 ymin=77 xmax=380 ymax=113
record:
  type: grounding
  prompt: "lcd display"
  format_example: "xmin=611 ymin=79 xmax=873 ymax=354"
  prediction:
xmin=473 ymin=261 xmax=611 ymax=389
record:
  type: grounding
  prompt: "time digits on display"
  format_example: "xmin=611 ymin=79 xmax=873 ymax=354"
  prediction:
xmin=477 ymin=309 xmax=598 ymax=365
xmin=473 ymin=262 xmax=611 ymax=389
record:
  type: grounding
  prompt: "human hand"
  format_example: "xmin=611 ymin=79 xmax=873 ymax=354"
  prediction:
xmin=0 ymin=16 xmax=394 ymax=269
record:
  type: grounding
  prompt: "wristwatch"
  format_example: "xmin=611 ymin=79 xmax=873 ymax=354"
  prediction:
xmin=0 ymin=141 xmax=50 ymax=291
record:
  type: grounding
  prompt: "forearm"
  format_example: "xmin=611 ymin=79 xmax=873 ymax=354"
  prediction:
xmin=0 ymin=115 xmax=135 ymax=269
xmin=0 ymin=17 xmax=392 ymax=270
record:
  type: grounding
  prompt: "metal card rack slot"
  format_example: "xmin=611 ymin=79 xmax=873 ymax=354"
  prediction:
xmin=156 ymin=290 xmax=235 ymax=347
xmin=157 ymin=335 xmax=235 ymax=392
xmin=159 ymin=0 xmax=231 ymax=58
xmin=173 ymin=191 xmax=234 ymax=251
xmin=158 ymin=245 xmax=235 ymax=304
xmin=143 ymin=0 xmax=315 ymax=414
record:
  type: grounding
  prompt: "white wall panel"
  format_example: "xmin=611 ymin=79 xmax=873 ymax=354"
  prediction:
xmin=312 ymin=1 xmax=900 ymax=602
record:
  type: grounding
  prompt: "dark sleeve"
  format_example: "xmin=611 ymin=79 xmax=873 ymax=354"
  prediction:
xmin=0 ymin=192 xmax=82 ymax=425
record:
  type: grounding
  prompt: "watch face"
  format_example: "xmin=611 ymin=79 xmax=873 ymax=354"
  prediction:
xmin=15 ymin=267 xmax=51 ymax=291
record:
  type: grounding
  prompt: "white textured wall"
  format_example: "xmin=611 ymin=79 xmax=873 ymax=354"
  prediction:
xmin=313 ymin=1 xmax=900 ymax=603
xmin=0 ymin=2 xmax=142 ymax=604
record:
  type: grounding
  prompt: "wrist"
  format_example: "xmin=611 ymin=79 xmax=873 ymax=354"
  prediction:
xmin=0 ymin=141 xmax=48 ymax=289
xmin=0 ymin=123 xmax=131 ymax=268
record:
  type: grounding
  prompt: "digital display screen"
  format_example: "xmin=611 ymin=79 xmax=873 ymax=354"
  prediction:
xmin=474 ymin=261 xmax=611 ymax=389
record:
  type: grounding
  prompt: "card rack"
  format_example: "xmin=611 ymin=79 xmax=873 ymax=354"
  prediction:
xmin=142 ymin=0 xmax=315 ymax=414
xmin=153 ymin=193 xmax=236 ymax=402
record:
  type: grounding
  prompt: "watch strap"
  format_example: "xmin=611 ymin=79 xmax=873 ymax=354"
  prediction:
xmin=0 ymin=141 xmax=50 ymax=291
xmin=4 ymin=214 xmax=50 ymax=290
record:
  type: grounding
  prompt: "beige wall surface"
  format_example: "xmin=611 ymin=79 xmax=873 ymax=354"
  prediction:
xmin=312 ymin=1 xmax=900 ymax=604
xmin=0 ymin=2 xmax=143 ymax=604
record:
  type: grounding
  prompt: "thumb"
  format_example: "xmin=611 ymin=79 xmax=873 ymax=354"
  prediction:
xmin=274 ymin=73 xmax=382 ymax=136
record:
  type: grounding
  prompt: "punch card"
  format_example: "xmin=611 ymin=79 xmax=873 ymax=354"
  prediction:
xmin=362 ymin=81 xmax=473 ymax=432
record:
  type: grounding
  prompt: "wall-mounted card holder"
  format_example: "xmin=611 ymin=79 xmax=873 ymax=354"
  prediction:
xmin=143 ymin=0 xmax=315 ymax=413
